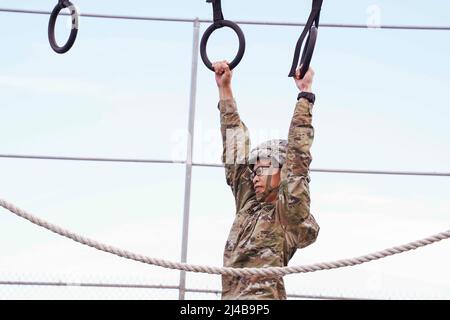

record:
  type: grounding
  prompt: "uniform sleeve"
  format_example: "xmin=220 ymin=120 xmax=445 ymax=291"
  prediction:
xmin=276 ymin=97 xmax=320 ymax=249
xmin=219 ymin=99 xmax=256 ymax=212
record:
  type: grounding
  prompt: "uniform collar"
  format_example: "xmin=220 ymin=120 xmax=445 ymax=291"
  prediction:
xmin=252 ymin=201 xmax=275 ymax=213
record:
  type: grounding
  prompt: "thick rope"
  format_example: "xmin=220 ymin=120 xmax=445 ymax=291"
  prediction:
xmin=1 ymin=198 xmax=449 ymax=277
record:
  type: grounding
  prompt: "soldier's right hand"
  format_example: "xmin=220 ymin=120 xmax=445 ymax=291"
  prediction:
xmin=213 ymin=60 xmax=232 ymax=89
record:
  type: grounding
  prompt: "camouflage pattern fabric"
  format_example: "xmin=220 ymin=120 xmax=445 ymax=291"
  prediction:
xmin=219 ymin=97 xmax=320 ymax=300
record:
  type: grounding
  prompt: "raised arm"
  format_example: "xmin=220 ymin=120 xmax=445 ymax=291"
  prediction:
xmin=214 ymin=61 xmax=255 ymax=212
xmin=276 ymin=67 xmax=319 ymax=250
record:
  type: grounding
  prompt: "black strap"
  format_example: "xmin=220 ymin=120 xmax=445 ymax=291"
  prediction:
xmin=288 ymin=0 xmax=323 ymax=78
xmin=207 ymin=0 xmax=224 ymax=26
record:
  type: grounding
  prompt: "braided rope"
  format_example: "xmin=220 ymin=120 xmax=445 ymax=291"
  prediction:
xmin=1 ymin=198 xmax=449 ymax=277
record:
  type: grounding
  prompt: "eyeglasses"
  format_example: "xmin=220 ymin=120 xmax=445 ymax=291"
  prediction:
xmin=250 ymin=166 xmax=279 ymax=180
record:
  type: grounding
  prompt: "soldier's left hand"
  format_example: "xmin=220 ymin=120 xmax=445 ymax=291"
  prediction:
xmin=294 ymin=66 xmax=314 ymax=92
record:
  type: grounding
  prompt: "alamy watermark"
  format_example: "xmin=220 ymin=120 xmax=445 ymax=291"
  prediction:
xmin=366 ymin=4 xmax=382 ymax=29
xmin=170 ymin=122 xmax=284 ymax=168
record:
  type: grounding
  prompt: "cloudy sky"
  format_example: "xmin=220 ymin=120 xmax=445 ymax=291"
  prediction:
xmin=0 ymin=0 xmax=449 ymax=299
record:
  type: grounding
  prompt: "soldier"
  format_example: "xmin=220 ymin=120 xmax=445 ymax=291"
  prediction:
xmin=213 ymin=60 xmax=320 ymax=300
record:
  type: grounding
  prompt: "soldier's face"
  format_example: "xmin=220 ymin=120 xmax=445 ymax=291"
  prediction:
xmin=251 ymin=159 xmax=281 ymax=201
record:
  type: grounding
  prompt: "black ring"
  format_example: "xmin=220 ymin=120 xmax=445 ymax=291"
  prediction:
xmin=299 ymin=26 xmax=318 ymax=79
xmin=48 ymin=1 xmax=79 ymax=54
xmin=200 ymin=20 xmax=246 ymax=71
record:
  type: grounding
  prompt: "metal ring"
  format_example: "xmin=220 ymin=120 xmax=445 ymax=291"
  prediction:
xmin=48 ymin=1 xmax=79 ymax=54
xmin=200 ymin=20 xmax=246 ymax=71
xmin=299 ymin=26 xmax=318 ymax=79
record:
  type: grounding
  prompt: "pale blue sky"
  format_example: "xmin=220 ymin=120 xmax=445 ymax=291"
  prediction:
xmin=0 ymin=0 xmax=449 ymax=299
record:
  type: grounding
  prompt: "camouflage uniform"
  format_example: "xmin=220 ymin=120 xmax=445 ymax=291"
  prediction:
xmin=219 ymin=97 xmax=320 ymax=300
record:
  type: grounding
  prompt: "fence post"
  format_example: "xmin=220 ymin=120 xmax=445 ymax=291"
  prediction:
xmin=178 ymin=18 xmax=200 ymax=300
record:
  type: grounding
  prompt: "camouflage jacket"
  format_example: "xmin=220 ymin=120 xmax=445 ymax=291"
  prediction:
xmin=219 ymin=97 xmax=320 ymax=300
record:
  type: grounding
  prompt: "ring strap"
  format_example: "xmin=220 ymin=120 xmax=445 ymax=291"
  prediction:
xmin=207 ymin=0 xmax=225 ymax=26
xmin=288 ymin=0 xmax=323 ymax=77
